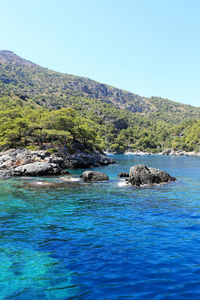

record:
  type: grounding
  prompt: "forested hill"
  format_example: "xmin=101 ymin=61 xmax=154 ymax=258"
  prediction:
xmin=0 ymin=50 xmax=200 ymax=154
xmin=0 ymin=50 xmax=200 ymax=123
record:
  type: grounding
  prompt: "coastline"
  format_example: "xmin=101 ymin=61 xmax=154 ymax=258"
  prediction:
xmin=0 ymin=148 xmax=115 ymax=178
xmin=122 ymin=150 xmax=200 ymax=157
xmin=160 ymin=149 xmax=200 ymax=157
xmin=1 ymin=147 xmax=200 ymax=179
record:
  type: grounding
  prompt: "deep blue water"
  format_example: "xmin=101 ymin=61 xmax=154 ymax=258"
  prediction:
xmin=1 ymin=154 xmax=200 ymax=299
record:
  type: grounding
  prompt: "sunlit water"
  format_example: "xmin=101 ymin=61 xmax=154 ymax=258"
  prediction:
xmin=1 ymin=154 xmax=200 ymax=299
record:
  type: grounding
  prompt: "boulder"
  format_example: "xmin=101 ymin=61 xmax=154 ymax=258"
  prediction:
xmin=0 ymin=170 xmax=11 ymax=178
xmin=118 ymin=172 xmax=129 ymax=178
xmin=64 ymin=150 xmax=115 ymax=168
xmin=149 ymin=167 xmax=176 ymax=183
xmin=45 ymin=156 xmax=66 ymax=167
xmin=60 ymin=170 xmax=71 ymax=175
xmin=81 ymin=171 xmax=109 ymax=182
xmin=127 ymin=164 xmax=176 ymax=186
xmin=12 ymin=162 xmax=61 ymax=177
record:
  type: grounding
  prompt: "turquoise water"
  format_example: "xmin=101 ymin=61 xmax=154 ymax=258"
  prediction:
xmin=0 ymin=154 xmax=200 ymax=299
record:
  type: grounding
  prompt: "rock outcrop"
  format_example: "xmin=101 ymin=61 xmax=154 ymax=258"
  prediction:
xmin=126 ymin=164 xmax=176 ymax=187
xmin=63 ymin=149 xmax=115 ymax=168
xmin=81 ymin=171 xmax=109 ymax=182
xmin=11 ymin=162 xmax=61 ymax=177
xmin=118 ymin=172 xmax=129 ymax=178
xmin=0 ymin=148 xmax=114 ymax=178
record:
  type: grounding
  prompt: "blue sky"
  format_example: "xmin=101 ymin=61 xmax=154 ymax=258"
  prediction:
xmin=0 ymin=0 xmax=199 ymax=107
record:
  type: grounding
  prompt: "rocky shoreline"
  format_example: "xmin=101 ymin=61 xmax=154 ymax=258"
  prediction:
xmin=161 ymin=149 xmax=200 ymax=156
xmin=122 ymin=149 xmax=200 ymax=157
xmin=7 ymin=159 xmax=176 ymax=189
xmin=0 ymin=148 xmax=115 ymax=178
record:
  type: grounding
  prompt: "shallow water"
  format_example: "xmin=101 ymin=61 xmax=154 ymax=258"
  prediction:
xmin=0 ymin=154 xmax=200 ymax=299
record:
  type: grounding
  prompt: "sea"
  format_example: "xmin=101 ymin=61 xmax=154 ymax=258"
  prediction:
xmin=0 ymin=154 xmax=200 ymax=299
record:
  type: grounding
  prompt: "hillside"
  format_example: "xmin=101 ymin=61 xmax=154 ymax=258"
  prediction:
xmin=0 ymin=50 xmax=200 ymax=124
xmin=0 ymin=50 xmax=200 ymax=153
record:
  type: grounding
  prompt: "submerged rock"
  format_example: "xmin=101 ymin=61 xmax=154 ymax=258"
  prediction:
xmin=59 ymin=176 xmax=81 ymax=182
xmin=127 ymin=164 xmax=176 ymax=187
xmin=81 ymin=171 xmax=109 ymax=182
xmin=21 ymin=180 xmax=72 ymax=189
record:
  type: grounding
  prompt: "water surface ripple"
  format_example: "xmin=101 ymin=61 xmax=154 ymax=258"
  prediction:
xmin=0 ymin=155 xmax=200 ymax=299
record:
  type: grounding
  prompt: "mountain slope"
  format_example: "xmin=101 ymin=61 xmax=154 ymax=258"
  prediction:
xmin=0 ymin=50 xmax=200 ymax=123
xmin=1 ymin=50 xmax=200 ymax=153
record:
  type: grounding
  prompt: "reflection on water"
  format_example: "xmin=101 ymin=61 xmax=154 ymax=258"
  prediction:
xmin=0 ymin=155 xmax=200 ymax=298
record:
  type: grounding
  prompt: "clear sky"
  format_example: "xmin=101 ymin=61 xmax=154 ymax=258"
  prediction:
xmin=0 ymin=0 xmax=199 ymax=107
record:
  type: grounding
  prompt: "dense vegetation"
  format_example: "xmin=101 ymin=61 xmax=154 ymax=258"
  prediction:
xmin=1 ymin=95 xmax=200 ymax=153
xmin=0 ymin=97 xmax=101 ymax=151
xmin=0 ymin=50 xmax=200 ymax=153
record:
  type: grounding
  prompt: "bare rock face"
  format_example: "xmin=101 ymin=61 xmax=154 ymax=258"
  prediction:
xmin=0 ymin=170 xmax=12 ymax=178
xmin=81 ymin=171 xmax=109 ymax=182
xmin=0 ymin=148 xmax=114 ymax=178
xmin=127 ymin=164 xmax=176 ymax=187
xmin=11 ymin=162 xmax=61 ymax=177
xmin=63 ymin=150 xmax=115 ymax=168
